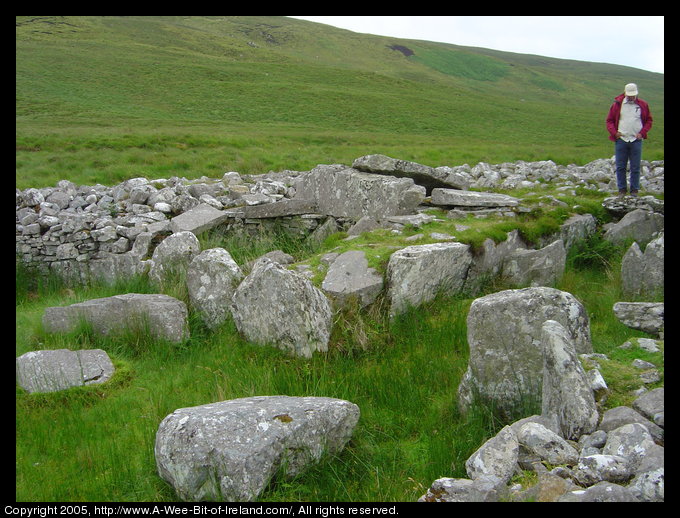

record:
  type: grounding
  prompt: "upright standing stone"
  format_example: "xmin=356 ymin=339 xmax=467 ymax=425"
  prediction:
xmin=386 ymin=242 xmax=472 ymax=318
xmin=187 ymin=248 xmax=244 ymax=329
xmin=458 ymin=288 xmax=592 ymax=421
xmin=230 ymin=258 xmax=332 ymax=358
xmin=502 ymin=239 xmax=566 ymax=287
xmin=148 ymin=231 xmax=200 ymax=286
xmin=541 ymin=320 xmax=599 ymax=440
xmin=621 ymin=234 xmax=664 ymax=297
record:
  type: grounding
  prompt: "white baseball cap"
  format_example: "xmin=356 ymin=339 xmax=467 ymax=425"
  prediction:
xmin=624 ymin=83 xmax=639 ymax=96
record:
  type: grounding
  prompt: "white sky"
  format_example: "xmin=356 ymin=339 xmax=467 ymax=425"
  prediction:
xmin=289 ymin=16 xmax=664 ymax=74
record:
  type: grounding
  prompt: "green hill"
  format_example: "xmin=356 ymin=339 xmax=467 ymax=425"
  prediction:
xmin=16 ymin=16 xmax=664 ymax=188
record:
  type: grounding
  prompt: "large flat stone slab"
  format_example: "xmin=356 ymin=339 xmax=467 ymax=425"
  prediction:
xmin=292 ymin=165 xmax=426 ymax=219
xmin=240 ymin=198 xmax=319 ymax=219
xmin=352 ymin=154 xmax=456 ymax=193
xmin=42 ymin=293 xmax=189 ymax=343
xmin=431 ymin=188 xmax=520 ymax=208
xmin=155 ymin=396 xmax=360 ymax=501
xmin=16 ymin=349 xmax=115 ymax=394
xmin=169 ymin=203 xmax=230 ymax=235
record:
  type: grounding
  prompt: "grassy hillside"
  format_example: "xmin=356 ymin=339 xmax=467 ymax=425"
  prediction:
xmin=16 ymin=16 xmax=663 ymax=189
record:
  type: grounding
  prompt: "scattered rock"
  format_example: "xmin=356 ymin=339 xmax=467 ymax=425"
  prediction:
xmin=516 ymin=422 xmax=579 ymax=466
xmin=17 ymin=155 xmax=664 ymax=502
xmin=16 ymin=348 xmax=115 ymax=393
xmin=148 ymin=231 xmax=201 ymax=286
xmin=155 ymin=396 xmax=359 ymax=501
xmin=502 ymin=239 xmax=566 ymax=287
xmin=418 ymin=476 xmax=505 ymax=502
xmin=458 ymin=287 xmax=592 ymax=420
xmin=321 ymin=250 xmax=383 ymax=308
xmin=230 ymin=258 xmax=332 ymax=358
xmin=603 ymin=208 xmax=663 ymax=246
xmin=386 ymin=242 xmax=472 ymax=318
xmin=42 ymin=293 xmax=189 ymax=343
xmin=621 ymin=233 xmax=664 ymax=297
xmin=465 ymin=425 xmax=518 ymax=485
xmin=613 ymin=302 xmax=664 ymax=336
xmin=187 ymin=248 xmax=244 ymax=329
xmin=632 ymin=388 xmax=664 ymax=423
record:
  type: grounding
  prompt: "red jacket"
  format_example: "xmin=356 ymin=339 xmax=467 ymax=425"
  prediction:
xmin=606 ymin=93 xmax=653 ymax=141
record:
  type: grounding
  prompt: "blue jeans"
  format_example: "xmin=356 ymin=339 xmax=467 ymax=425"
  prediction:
xmin=615 ymin=139 xmax=642 ymax=192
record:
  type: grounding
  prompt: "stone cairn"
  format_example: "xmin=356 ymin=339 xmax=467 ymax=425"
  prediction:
xmin=16 ymin=155 xmax=663 ymax=501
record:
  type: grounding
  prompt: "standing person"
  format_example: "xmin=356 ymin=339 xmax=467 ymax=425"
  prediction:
xmin=606 ymin=83 xmax=653 ymax=197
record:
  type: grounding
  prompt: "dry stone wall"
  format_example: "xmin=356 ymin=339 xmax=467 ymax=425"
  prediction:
xmin=15 ymin=155 xmax=664 ymax=286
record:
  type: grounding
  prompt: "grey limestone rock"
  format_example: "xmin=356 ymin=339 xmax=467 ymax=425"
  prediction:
xmin=621 ymin=233 xmax=664 ymax=297
xmin=502 ymin=239 xmax=566 ymax=287
xmin=155 ymin=396 xmax=359 ymax=501
xmin=187 ymin=248 xmax=244 ymax=329
xmin=148 ymin=231 xmax=201 ymax=286
xmin=352 ymin=154 xmax=452 ymax=194
xmin=321 ymin=250 xmax=383 ymax=308
xmin=612 ymin=302 xmax=664 ymax=336
xmin=465 ymin=425 xmax=518 ymax=485
xmin=292 ymin=164 xmax=426 ymax=219
xmin=169 ymin=203 xmax=230 ymax=235
xmin=418 ymin=476 xmax=505 ymax=502
xmin=541 ymin=320 xmax=599 ymax=440
xmin=628 ymin=467 xmax=664 ymax=502
xmin=42 ymin=293 xmax=189 ymax=344
xmin=558 ymin=481 xmax=639 ymax=502
xmin=458 ymin=288 xmax=592 ymax=421
xmin=516 ymin=421 xmax=579 ymax=466
xmin=603 ymin=208 xmax=663 ymax=247
xmin=16 ymin=348 xmax=114 ymax=393
xmin=230 ymin=258 xmax=332 ymax=358
xmin=430 ymin=188 xmax=519 ymax=208
xmin=632 ymin=388 xmax=664 ymax=424
xmin=386 ymin=242 xmax=472 ymax=318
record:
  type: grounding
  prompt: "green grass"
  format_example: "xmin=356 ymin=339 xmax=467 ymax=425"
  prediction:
xmin=16 ymin=16 xmax=663 ymax=189
xmin=410 ymin=44 xmax=510 ymax=81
